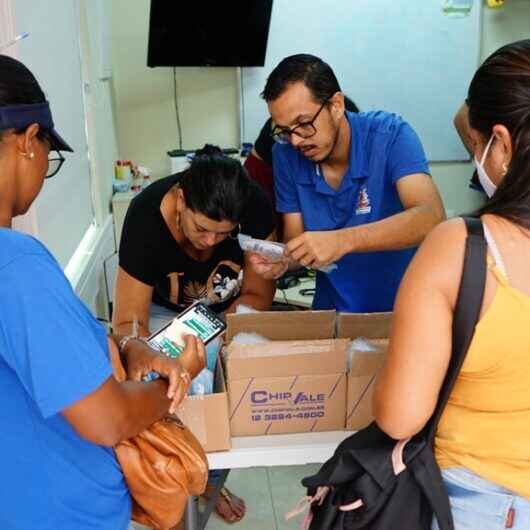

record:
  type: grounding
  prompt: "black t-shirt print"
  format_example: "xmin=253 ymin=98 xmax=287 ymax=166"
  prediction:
xmin=118 ymin=172 xmax=275 ymax=314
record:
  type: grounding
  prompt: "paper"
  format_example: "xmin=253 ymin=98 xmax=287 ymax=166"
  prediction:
xmin=442 ymin=0 xmax=473 ymax=17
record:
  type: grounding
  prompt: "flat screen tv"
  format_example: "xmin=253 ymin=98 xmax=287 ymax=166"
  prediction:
xmin=147 ymin=1 xmax=273 ymax=67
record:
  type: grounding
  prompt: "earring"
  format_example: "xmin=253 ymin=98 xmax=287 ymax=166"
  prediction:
xmin=229 ymin=224 xmax=242 ymax=240
xmin=22 ymin=152 xmax=35 ymax=159
xmin=502 ymin=162 xmax=508 ymax=176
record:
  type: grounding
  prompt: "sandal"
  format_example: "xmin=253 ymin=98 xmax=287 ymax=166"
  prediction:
xmin=203 ymin=485 xmax=246 ymax=524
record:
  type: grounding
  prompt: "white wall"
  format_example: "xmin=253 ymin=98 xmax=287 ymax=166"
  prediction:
xmin=79 ymin=0 xmax=119 ymax=227
xmin=110 ymin=0 xmax=530 ymax=215
xmin=1 ymin=0 xmax=118 ymax=316
xmin=110 ymin=0 xmax=239 ymax=180
xmin=430 ymin=0 xmax=530 ymax=216
xmin=71 ymin=0 xmax=119 ymax=316
xmin=13 ymin=0 xmax=95 ymax=267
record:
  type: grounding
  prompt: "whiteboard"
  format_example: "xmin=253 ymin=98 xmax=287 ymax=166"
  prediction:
xmin=14 ymin=0 xmax=94 ymax=267
xmin=242 ymin=0 xmax=482 ymax=162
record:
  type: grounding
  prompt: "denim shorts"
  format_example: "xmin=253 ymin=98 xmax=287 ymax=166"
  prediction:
xmin=432 ymin=467 xmax=530 ymax=530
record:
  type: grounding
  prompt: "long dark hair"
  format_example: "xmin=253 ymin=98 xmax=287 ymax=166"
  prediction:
xmin=469 ymin=39 xmax=530 ymax=230
xmin=0 ymin=54 xmax=47 ymax=141
xmin=178 ymin=144 xmax=250 ymax=223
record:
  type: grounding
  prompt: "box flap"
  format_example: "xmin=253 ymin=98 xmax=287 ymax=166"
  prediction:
xmin=349 ymin=350 xmax=386 ymax=376
xmin=177 ymin=358 xmax=231 ymax=452
xmin=349 ymin=338 xmax=388 ymax=376
xmin=226 ymin=310 xmax=336 ymax=342
xmin=225 ymin=338 xmax=348 ymax=380
xmin=214 ymin=354 xmax=227 ymax=393
xmin=336 ymin=312 xmax=392 ymax=339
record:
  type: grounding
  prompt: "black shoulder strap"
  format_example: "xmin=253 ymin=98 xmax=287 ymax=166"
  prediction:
xmin=427 ymin=217 xmax=487 ymax=440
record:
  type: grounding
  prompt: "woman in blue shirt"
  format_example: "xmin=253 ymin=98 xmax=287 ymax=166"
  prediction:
xmin=0 ymin=55 xmax=204 ymax=530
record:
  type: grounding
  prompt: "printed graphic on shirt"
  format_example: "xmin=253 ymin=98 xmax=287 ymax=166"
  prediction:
xmin=207 ymin=261 xmax=243 ymax=305
xmin=169 ymin=260 xmax=242 ymax=308
xmin=182 ymin=279 xmax=208 ymax=305
xmin=167 ymin=272 xmax=185 ymax=305
xmin=356 ymin=186 xmax=372 ymax=214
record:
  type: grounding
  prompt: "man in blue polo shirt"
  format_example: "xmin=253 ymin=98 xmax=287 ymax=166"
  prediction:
xmin=250 ymin=54 xmax=445 ymax=312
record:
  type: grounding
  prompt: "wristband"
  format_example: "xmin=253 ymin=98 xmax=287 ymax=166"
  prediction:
xmin=118 ymin=335 xmax=148 ymax=354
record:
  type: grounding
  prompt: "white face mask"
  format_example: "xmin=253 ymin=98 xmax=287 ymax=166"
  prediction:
xmin=474 ymin=134 xmax=497 ymax=198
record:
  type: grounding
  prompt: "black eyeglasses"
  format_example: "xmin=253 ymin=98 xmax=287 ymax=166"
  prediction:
xmin=46 ymin=149 xmax=65 ymax=179
xmin=271 ymin=97 xmax=331 ymax=145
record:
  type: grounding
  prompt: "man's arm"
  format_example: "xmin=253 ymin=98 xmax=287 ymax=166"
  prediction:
xmin=340 ymin=172 xmax=446 ymax=252
xmin=282 ymin=212 xmax=305 ymax=243
xmin=285 ymin=173 xmax=445 ymax=268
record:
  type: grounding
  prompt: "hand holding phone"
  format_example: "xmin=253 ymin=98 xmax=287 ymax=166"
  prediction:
xmin=144 ymin=303 xmax=226 ymax=382
xmin=178 ymin=336 xmax=206 ymax=378
xmin=148 ymin=302 xmax=226 ymax=354
xmin=120 ymin=336 xmax=194 ymax=413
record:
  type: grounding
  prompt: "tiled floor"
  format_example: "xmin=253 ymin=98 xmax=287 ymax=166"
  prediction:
xmin=130 ymin=464 xmax=319 ymax=530
xmin=205 ymin=465 xmax=320 ymax=530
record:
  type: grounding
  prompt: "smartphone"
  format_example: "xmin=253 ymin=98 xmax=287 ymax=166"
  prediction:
xmin=147 ymin=302 xmax=226 ymax=358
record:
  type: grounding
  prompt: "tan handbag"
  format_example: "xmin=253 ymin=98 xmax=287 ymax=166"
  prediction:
xmin=109 ymin=339 xmax=209 ymax=530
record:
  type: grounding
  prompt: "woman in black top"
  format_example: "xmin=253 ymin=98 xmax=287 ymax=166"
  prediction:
xmin=114 ymin=146 xmax=276 ymax=336
xmin=112 ymin=146 xmax=275 ymax=524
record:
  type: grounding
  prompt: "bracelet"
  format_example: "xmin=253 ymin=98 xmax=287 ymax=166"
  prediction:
xmin=118 ymin=335 xmax=148 ymax=354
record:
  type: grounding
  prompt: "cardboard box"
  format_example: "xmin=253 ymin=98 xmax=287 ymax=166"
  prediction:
xmin=226 ymin=310 xmax=336 ymax=342
xmin=336 ymin=312 xmax=393 ymax=340
xmin=176 ymin=359 xmax=231 ymax=452
xmin=336 ymin=312 xmax=392 ymax=431
xmin=225 ymin=311 xmax=348 ymax=436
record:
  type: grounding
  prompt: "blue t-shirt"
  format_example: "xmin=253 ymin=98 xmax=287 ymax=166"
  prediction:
xmin=273 ymin=111 xmax=430 ymax=312
xmin=0 ymin=229 xmax=131 ymax=530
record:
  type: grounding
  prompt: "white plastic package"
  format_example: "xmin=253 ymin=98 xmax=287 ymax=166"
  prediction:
xmin=189 ymin=368 xmax=214 ymax=396
xmin=223 ymin=331 xmax=271 ymax=362
xmin=348 ymin=337 xmax=380 ymax=370
xmin=238 ymin=233 xmax=338 ymax=274
xmin=235 ymin=304 xmax=260 ymax=314
xmin=238 ymin=234 xmax=286 ymax=261
xmin=230 ymin=331 xmax=270 ymax=345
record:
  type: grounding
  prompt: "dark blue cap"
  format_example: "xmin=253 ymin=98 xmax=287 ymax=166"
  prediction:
xmin=0 ymin=101 xmax=73 ymax=152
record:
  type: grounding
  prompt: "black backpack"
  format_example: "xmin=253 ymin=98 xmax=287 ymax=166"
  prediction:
xmin=300 ymin=217 xmax=487 ymax=530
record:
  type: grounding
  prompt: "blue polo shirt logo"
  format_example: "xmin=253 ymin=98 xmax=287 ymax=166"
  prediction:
xmin=356 ymin=186 xmax=372 ymax=215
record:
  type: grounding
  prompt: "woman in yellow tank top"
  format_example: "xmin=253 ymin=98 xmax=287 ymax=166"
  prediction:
xmin=374 ymin=39 xmax=530 ymax=530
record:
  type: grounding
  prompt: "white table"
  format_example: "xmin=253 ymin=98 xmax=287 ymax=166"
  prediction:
xmin=185 ymin=431 xmax=351 ymax=530
xmin=208 ymin=430 xmax=351 ymax=470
